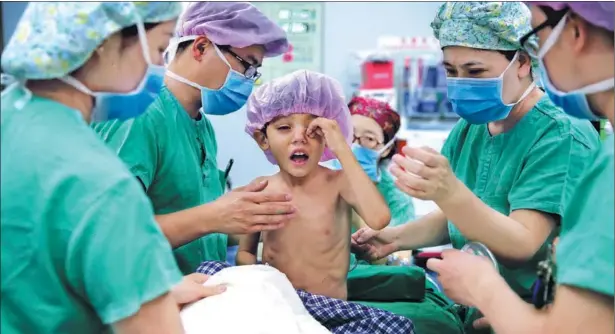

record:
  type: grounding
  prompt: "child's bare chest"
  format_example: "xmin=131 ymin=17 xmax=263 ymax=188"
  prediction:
xmin=264 ymin=189 xmax=350 ymax=246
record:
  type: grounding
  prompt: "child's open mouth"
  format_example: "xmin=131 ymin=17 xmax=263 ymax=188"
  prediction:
xmin=290 ymin=150 xmax=309 ymax=166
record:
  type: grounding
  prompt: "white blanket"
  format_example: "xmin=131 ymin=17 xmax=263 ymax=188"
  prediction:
xmin=180 ymin=265 xmax=331 ymax=334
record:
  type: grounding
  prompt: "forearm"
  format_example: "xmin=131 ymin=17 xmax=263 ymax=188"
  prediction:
xmin=475 ymin=274 xmax=546 ymax=334
xmin=113 ymin=293 xmax=183 ymax=334
xmin=438 ymin=181 xmax=544 ymax=262
xmin=394 ymin=209 xmax=450 ymax=250
xmin=156 ymin=203 xmax=219 ymax=249
xmin=337 ymin=148 xmax=390 ymax=230
xmin=350 ymin=210 xmax=367 ymax=231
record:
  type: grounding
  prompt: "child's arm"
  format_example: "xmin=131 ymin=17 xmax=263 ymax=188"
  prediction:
xmin=306 ymin=117 xmax=390 ymax=231
xmin=337 ymin=147 xmax=391 ymax=230
xmin=236 ymin=232 xmax=261 ymax=265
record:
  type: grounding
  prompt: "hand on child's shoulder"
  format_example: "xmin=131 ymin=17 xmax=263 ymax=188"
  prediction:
xmin=251 ymin=176 xmax=270 ymax=185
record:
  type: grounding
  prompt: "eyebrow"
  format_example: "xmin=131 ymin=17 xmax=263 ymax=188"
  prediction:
xmin=356 ymin=129 xmax=378 ymax=137
xmin=443 ymin=61 xmax=485 ymax=67
xmin=247 ymin=55 xmax=262 ymax=68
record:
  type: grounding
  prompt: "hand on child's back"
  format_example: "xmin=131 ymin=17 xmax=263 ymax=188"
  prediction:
xmin=211 ymin=179 xmax=296 ymax=235
xmin=306 ymin=117 xmax=348 ymax=154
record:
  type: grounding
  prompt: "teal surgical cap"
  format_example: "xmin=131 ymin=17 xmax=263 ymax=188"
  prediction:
xmin=431 ymin=2 xmax=540 ymax=73
xmin=1 ymin=2 xmax=182 ymax=80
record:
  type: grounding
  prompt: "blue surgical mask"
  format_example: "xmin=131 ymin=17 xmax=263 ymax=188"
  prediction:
xmin=537 ymin=13 xmax=613 ymax=120
xmin=327 ymin=140 xmax=395 ymax=182
xmin=60 ymin=21 xmax=164 ymax=122
xmin=164 ymin=38 xmax=254 ymax=116
xmin=446 ymin=52 xmax=536 ymax=124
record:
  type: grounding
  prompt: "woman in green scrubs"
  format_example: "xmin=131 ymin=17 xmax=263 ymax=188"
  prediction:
xmin=346 ymin=96 xmax=416 ymax=228
xmin=423 ymin=3 xmax=614 ymax=333
xmin=0 ymin=3 xmax=217 ymax=333
xmin=93 ymin=2 xmax=295 ymax=275
xmin=352 ymin=2 xmax=601 ymax=332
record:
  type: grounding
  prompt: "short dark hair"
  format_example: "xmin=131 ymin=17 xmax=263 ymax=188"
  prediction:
xmin=120 ymin=23 xmax=161 ymax=39
xmin=497 ymin=49 xmax=533 ymax=79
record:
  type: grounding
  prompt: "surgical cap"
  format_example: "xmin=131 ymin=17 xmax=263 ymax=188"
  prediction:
xmin=432 ymin=2 xmax=539 ymax=53
xmin=1 ymin=2 xmax=182 ymax=80
xmin=348 ymin=96 xmax=401 ymax=142
xmin=527 ymin=2 xmax=614 ymax=32
xmin=177 ymin=2 xmax=289 ymax=57
xmin=246 ymin=70 xmax=353 ymax=165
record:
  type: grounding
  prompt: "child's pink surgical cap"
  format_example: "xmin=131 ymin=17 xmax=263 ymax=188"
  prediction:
xmin=246 ymin=70 xmax=353 ymax=165
xmin=177 ymin=2 xmax=289 ymax=57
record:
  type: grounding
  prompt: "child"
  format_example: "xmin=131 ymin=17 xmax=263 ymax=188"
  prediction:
xmin=236 ymin=70 xmax=391 ymax=301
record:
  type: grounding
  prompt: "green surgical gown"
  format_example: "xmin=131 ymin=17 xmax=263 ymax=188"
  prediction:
xmin=441 ymin=95 xmax=601 ymax=298
xmin=378 ymin=165 xmax=416 ymax=227
xmin=556 ymin=134 xmax=614 ymax=297
xmin=1 ymin=87 xmax=182 ymax=333
xmin=93 ymin=86 xmax=227 ymax=275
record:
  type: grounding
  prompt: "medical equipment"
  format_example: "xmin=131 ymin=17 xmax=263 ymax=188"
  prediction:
xmin=224 ymin=158 xmax=234 ymax=190
xmin=166 ymin=43 xmax=255 ymax=116
xmin=447 ymin=52 xmax=536 ymax=124
xmin=531 ymin=244 xmax=556 ymax=309
xmin=460 ymin=242 xmax=499 ymax=270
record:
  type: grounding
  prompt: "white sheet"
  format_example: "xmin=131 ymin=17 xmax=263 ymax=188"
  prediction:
xmin=180 ymin=265 xmax=331 ymax=334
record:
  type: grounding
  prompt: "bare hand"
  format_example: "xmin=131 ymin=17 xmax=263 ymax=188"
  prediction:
xmin=351 ymin=227 xmax=399 ymax=261
xmin=389 ymin=146 xmax=461 ymax=203
xmin=426 ymin=249 xmax=499 ymax=307
xmin=306 ymin=117 xmax=348 ymax=154
xmin=212 ymin=179 xmax=296 ymax=235
xmin=171 ymin=273 xmax=226 ymax=308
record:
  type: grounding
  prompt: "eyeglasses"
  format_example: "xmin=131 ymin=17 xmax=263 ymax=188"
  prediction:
xmin=353 ymin=134 xmax=383 ymax=149
xmin=519 ymin=6 xmax=569 ymax=58
xmin=217 ymin=45 xmax=261 ymax=81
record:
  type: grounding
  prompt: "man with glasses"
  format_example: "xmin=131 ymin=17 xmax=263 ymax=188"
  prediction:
xmin=92 ymin=2 xmax=294 ymax=275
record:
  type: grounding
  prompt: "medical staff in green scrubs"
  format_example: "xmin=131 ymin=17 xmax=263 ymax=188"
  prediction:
xmin=352 ymin=3 xmax=601 ymax=332
xmin=93 ymin=2 xmax=294 ymax=275
xmin=0 ymin=2 xmax=208 ymax=333
xmin=416 ymin=3 xmax=614 ymax=334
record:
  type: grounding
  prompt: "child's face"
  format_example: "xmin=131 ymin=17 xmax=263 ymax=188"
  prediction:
xmin=257 ymin=113 xmax=325 ymax=177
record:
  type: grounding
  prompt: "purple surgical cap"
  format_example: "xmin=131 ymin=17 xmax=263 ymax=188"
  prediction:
xmin=528 ymin=2 xmax=614 ymax=31
xmin=177 ymin=2 xmax=289 ymax=57
xmin=245 ymin=70 xmax=353 ymax=165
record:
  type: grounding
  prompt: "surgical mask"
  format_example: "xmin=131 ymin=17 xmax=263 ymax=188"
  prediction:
xmin=59 ymin=21 xmax=165 ymax=122
xmin=164 ymin=36 xmax=254 ymax=116
xmin=446 ymin=52 xmax=536 ymax=124
xmin=537 ymin=13 xmax=613 ymax=120
xmin=329 ymin=140 xmax=395 ymax=182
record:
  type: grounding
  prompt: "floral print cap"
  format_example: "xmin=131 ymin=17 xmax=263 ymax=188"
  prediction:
xmin=431 ymin=2 xmax=539 ymax=73
xmin=1 ymin=2 xmax=182 ymax=80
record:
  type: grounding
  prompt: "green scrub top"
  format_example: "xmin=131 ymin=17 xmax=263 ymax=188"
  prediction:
xmin=1 ymin=87 xmax=182 ymax=333
xmin=378 ymin=165 xmax=416 ymax=226
xmin=556 ymin=134 xmax=614 ymax=297
xmin=441 ymin=95 xmax=601 ymax=298
xmin=92 ymin=86 xmax=228 ymax=275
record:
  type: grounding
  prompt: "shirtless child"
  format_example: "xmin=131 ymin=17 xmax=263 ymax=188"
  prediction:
xmin=236 ymin=70 xmax=391 ymax=300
